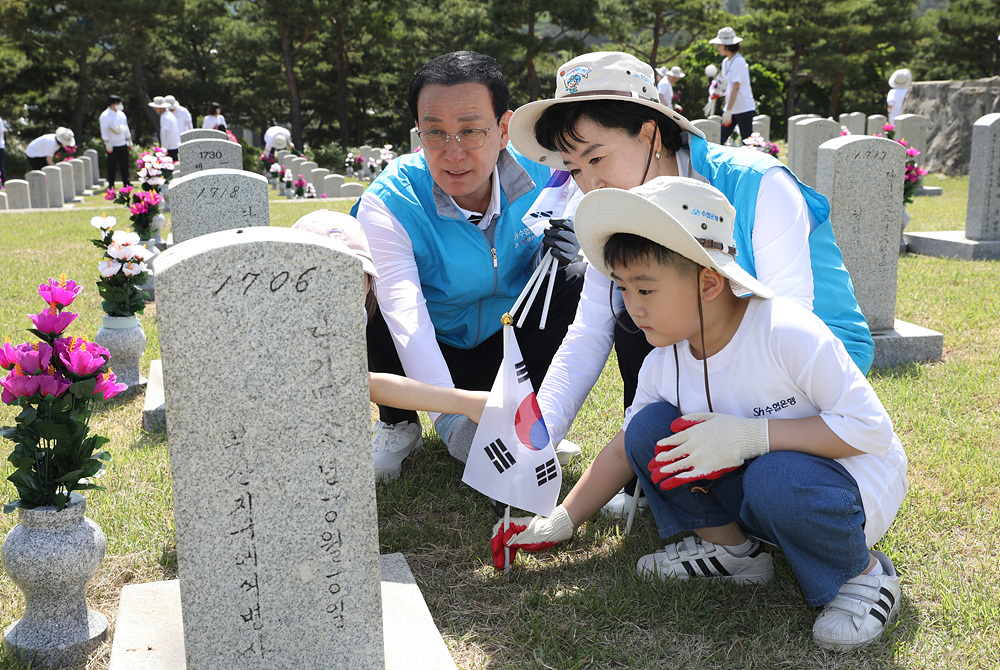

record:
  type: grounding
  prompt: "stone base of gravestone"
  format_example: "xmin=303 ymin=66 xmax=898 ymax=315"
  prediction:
xmin=903 ymin=230 xmax=1000 ymax=261
xmin=914 ymin=185 xmax=943 ymax=197
xmin=142 ymin=359 xmax=166 ymax=431
xmin=107 ymin=555 xmax=458 ymax=670
xmin=872 ymin=320 xmax=943 ymax=369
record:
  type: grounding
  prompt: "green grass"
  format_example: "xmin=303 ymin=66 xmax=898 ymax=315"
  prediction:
xmin=2 ymin=173 xmax=999 ymax=669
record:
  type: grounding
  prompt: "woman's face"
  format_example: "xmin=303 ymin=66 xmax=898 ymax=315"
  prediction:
xmin=559 ymin=118 xmax=657 ymax=194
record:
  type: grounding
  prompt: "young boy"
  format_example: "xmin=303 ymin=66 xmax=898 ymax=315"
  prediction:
xmin=493 ymin=177 xmax=908 ymax=651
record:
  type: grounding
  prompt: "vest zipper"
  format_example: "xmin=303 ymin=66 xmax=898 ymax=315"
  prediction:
xmin=473 ymin=228 xmax=500 ymax=346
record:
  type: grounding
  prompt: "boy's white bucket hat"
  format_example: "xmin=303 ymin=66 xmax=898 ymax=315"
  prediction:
xmin=709 ymin=27 xmax=743 ymax=45
xmin=575 ymin=176 xmax=773 ymax=299
xmin=291 ymin=210 xmax=379 ymax=279
xmin=509 ymin=51 xmax=704 ymax=171
xmin=272 ymin=133 xmax=288 ymax=149
xmin=667 ymin=66 xmax=686 ymax=78
xmin=888 ymin=68 xmax=911 ymax=88
xmin=54 ymin=127 xmax=75 ymax=146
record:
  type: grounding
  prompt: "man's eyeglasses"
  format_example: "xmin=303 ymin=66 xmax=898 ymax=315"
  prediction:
xmin=416 ymin=117 xmax=500 ymax=150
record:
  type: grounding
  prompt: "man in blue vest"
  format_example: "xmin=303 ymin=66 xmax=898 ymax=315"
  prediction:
xmin=353 ymin=51 xmax=585 ymax=482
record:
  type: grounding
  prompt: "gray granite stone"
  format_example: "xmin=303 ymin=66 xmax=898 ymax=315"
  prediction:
xmin=914 ymin=185 xmax=943 ymax=197
xmin=893 ymin=113 xmax=930 ymax=154
xmin=84 ymin=149 xmax=102 ymax=183
xmin=339 ymin=182 xmax=366 ymax=198
xmin=796 ymin=118 xmax=840 ymax=188
xmin=57 ymin=162 xmax=75 ymax=203
xmin=816 ymin=135 xmax=904 ymax=335
xmin=300 ymin=162 xmax=318 ymax=183
xmin=279 ymin=154 xmax=296 ymax=172
xmin=168 ymin=168 xmax=269 ymax=244
xmin=2 ymin=493 xmax=108 ymax=668
xmin=26 ymin=170 xmax=49 ymax=209
xmin=838 ymin=112 xmax=866 ymax=136
xmin=309 ymin=168 xmax=329 ymax=193
xmin=324 ymin=174 xmax=344 ymax=198
xmin=79 ymin=155 xmax=95 ymax=189
xmin=904 ymin=230 xmax=1000 ymax=260
xmin=0 ymin=191 xmax=6 ymax=210
xmin=69 ymin=159 xmax=86 ymax=195
xmin=691 ymin=119 xmax=721 ymax=145
xmin=142 ymin=359 xmax=166 ymax=432
xmin=274 ymin=150 xmax=289 ymax=163
xmin=866 ymin=114 xmax=888 ymax=135
xmin=180 ymin=129 xmax=227 ymax=143
xmin=966 ymin=113 xmax=1000 ymax=241
xmin=178 ymin=139 xmax=243 ymax=175
xmin=41 ymin=166 xmax=64 ymax=208
xmin=288 ymin=157 xmax=308 ymax=182
xmin=752 ymin=114 xmax=770 ymax=142
xmin=872 ymin=320 xmax=943 ymax=369
xmin=155 ymin=226 xmax=383 ymax=670
xmin=4 ymin=179 xmax=29 ymax=209
xmin=786 ymin=114 xmax=819 ymax=177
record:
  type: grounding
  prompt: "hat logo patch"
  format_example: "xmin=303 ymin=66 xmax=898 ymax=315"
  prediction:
xmin=690 ymin=208 xmax=720 ymax=223
xmin=560 ymin=66 xmax=591 ymax=94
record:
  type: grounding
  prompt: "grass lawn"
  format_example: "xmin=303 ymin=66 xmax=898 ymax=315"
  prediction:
xmin=1 ymin=171 xmax=998 ymax=669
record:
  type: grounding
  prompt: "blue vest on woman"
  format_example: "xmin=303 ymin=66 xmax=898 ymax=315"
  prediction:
xmin=689 ymin=134 xmax=875 ymax=373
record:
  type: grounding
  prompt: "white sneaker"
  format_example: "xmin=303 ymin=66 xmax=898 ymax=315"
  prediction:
xmin=813 ymin=551 xmax=901 ymax=651
xmin=637 ymin=536 xmax=774 ymax=585
xmin=601 ymin=488 xmax=648 ymax=518
xmin=372 ymin=420 xmax=422 ymax=481
xmin=554 ymin=439 xmax=582 ymax=465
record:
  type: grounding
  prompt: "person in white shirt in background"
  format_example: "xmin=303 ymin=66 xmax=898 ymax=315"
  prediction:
xmin=263 ymin=126 xmax=293 ymax=156
xmin=25 ymin=127 xmax=75 ymax=170
xmin=886 ymin=69 xmax=911 ymax=124
xmin=165 ymin=95 xmax=194 ymax=133
xmin=99 ymin=94 xmax=133 ymax=188
xmin=202 ymin=102 xmax=226 ymax=130
xmin=149 ymin=95 xmax=180 ymax=162
xmin=0 ymin=114 xmax=6 ymax=185
xmin=711 ymin=26 xmax=756 ymax=145
xmin=656 ymin=66 xmax=685 ymax=111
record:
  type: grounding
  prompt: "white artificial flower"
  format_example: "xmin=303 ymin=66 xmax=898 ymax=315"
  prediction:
xmin=121 ymin=261 xmax=147 ymax=277
xmin=147 ymin=176 xmax=165 ymax=186
xmin=107 ymin=243 xmax=130 ymax=260
xmin=90 ymin=214 xmax=116 ymax=230
xmin=130 ymin=245 xmax=155 ymax=262
xmin=98 ymin=259 xmax=123 ymax=277
xmin=111 ymin=230 xmax=141 ymax=246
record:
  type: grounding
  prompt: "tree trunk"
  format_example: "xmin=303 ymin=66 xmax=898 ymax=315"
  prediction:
xmin=133 ymin=55 xmax=159 ymax=142
xmin=651 ymin=13 xmax=662 ymax=68
xmin=526 ymin=18 xmax=540 ymax=102
xmin=828 ymin=70 xmax=844 ymax=118
xmin=785 ymin=51 xmax=800 ymax=121
xmin=71 ymin=53 xmax=90 ymax=142
xmin=282 ymin=22 xmax=302 ymax=150
xmin=333 ymin=21 xmax=351 ymax=147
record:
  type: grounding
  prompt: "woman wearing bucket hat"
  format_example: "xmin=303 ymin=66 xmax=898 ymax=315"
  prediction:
xmin=25 ymin=127 xmax=76 ymax=170
xmin=655 ymin=65 xmax=684 ymax=111
xmin=886 ymin=68 xmax=911 ymax=124
xmin=507 ymin=50 xmax=873 ymax=518
xmin=709 ymin=26 xmax=756 ymax=144
xmin=263 ymin=125 xmax=293 ymax=156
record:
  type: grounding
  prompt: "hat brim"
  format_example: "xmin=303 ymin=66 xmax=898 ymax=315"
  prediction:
xmin=888 ymin=74 xmax=910 ymax=88
xmin=709 ymin=36 xmax=744 ymax=45
xmin=575 ymin=187 xmax=772 ymax=299
xmin=510 ymin=95 xmax=705 ymax=171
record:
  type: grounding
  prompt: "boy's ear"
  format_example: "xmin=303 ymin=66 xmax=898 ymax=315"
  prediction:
xmin=699 ymin=267 xmax=728 ymax=301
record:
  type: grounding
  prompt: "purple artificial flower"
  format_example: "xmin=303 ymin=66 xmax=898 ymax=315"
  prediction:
xmin=94 ymin=370 xmax=127 ymax=399
xmin=38 ymin=275 xmax=83 ymax=309
xmin=29 ymin=308 xmax=77 ymax=337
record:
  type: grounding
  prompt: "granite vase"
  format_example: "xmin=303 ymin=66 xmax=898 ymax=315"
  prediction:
xmin=95 ymin=315 xmax=147 ymax=389
xmin=2 ymin=493 xmax=108 ymax=668
xmin=900 ymin=206 xmax=910 ymax=253
xmin=150 ymin=213 xmax=167 ymax=249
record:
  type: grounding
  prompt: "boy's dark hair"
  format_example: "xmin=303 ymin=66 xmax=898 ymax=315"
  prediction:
xmin=408 ymin=51 xmax=510 ymax=120
xmin=534 ymin=100 xmax=684 ymax=158
xmin=603 ymin=233 xmax=699 ymax=277
xmin=723 ymin=43 xmax=741 ymax=54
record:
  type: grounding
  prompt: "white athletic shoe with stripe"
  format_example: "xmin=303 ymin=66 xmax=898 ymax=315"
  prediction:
xmin=636 ymin=536 xmax=773 ymax=585
xmin=812 ymin=550 xmax=901 ymax=651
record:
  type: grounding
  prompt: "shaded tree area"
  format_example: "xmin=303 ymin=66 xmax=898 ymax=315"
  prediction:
xmin=0 ymin=0 xmax=992 ymax=160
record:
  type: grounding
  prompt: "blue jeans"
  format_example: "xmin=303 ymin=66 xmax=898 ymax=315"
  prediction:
xmin=624 ymin=402 xmax=870 ymax=607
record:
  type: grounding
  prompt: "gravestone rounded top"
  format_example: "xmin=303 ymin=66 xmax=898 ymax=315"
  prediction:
xmin=181 ymin=128 xmax=227 ymax=142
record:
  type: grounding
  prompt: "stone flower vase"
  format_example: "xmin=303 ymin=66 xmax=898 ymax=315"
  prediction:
xmin=160 ymin=181 xmax=170 ymax=212
xmin=900 ymin=206 xmax=910 ymax=254
xmin=151 ymin=212 xmax=167 ymax=251
xmin=2 ymin=493 xmax=108 ymax=668
xmin=138 ymin=237 xmax=162 ymax=300
xmin=278 ymin=180 xmax=286 ymax=195
xmin=95 ymin=315 xmax=147 ymax=389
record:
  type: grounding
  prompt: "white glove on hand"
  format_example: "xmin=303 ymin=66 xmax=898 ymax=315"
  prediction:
xmin=104 ymin=141 xmax=113 ymax=154
xmin=491 ymin=504 xmax=574 ymax=569
xmin=722 ymin=110 xmax=733 ymax=127
xmin=649 ymin=413 xmax=768 ymax=490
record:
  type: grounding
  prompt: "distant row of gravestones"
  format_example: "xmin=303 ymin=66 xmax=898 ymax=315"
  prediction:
xmin=0 ymin=150 xmax=106 ymax=211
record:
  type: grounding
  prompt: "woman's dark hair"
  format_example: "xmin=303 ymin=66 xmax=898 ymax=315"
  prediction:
xmin=603 ymin=233 xmax=699 ymax=277
xmin=534 ymin=99 xmax=684 ymax=158
xmin=207 ymin=102 xmax=221 ymax=116
xmin=408 ymin=51 xmax=509 ymax=120
xmin=725 ymin=43 xmax=741 ymax=54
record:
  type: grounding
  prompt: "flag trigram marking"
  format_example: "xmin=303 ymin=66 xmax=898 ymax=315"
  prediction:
xmin=485 ymin=438 xmax=516 ymax=474
xmin=514 ymin=360 xmax=530 ymax=384
xmin=535 ymin=458 xmax=558 ymax=486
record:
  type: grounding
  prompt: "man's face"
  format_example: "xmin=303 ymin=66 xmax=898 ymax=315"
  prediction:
xmin=416 ymin=82 xmax=511 ymax=212
xmin=154 ymin=107 xmax=165 ymax=116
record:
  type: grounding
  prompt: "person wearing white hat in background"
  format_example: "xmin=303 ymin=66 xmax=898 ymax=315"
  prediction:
xmin=25 ymin=127 xmax=76 ymax=170
xmin=263 ymin=125 xmax=293 ymax=156
xmin=100 ymin=94 xmax=133 ymax=188
xmin=656 ymin=65 xmax=685 ymax=111
xmin=149 ymin=95 xmax=180 ymax=162
xmin=886 ymin=68 xmax=911 ymax=124
xmin=494 ymin=176 xmax=907 ymax=651
xmin=505 ymin=51 xmax=872 ymax=520
xmin=165 ymin=95 xmax=194 ymax=133
xmin=710 ymin=26 xmax=756 ymax=145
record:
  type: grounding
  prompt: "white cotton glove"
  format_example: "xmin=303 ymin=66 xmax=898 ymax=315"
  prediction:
xmin=490 ymin=504 xmax=574 ymax=570
xmin=722 ymin=110 xmax=733 ymax=127
xmin=648 ymin=413 xmax=768 ymax=491
xmin=104 ymin=141 xmax=113 ymax=154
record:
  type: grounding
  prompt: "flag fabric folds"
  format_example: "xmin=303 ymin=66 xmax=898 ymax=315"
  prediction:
xmin=462 ymin=324 xmax=561 ymax=517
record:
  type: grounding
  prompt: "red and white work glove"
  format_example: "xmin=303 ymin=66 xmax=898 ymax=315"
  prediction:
xmin=648 ymin=413 xmax=769 ymax=491
xmin=722 ymin=110 xmax=734 ymax=127
xmin=490 ymin=504 xmax=574 ymax=570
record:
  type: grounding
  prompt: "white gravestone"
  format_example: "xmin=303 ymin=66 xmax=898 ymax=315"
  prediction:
xmin=79 ymin=155 xmax=95 ymax=189
xmin=299 ymin=162 xmax=318 ymax=184
xmin=57 ymin=162 xmax=76 ymax=203
xmin=817 ymin=135 xmax=943 ymax=367
xmin=180 ymin=129 xmax=227 ymax=143
xmin=274 ymin=150 xmax=289 ymax=163
xmin=796 ymin=118 xmax=840 ymax=188
xmin=41 ymin=166 xmax=63 ymax=208
xmin=155 ymin=226 xmax=384 ymax=670
xmin=324 ymin=174 xmax=344 ymax=198
xmin=691 ymin=119 xmax=721 ymax=145
xmin=168 ymin=169 xmax=269 ymax=244
xmin=4 ymin=179 xmax=29 ymax=209
xmin=904 ymin=113 xmax=1000 ymax=260
xmin=752 ymin=115 xmax=770 ymax=142
xmin=84 ymin=148 xmax=102 ymax=185
xmin=786 ymin=114 xmax=820 ymax=177
xmin=339 ymin=182 xmax=365 ymax=198
xmin=178 ymin=139 xmax=243 ymax=175
xmin=0 ymin=191 xmax=6 ymax=210
xmin=838 ymin=112 xmax=866 ymax=136
xmin=289 ymin=157 xmax=308 ymax=182
xmin=866 ymin=114 xmax=888 ymax=136
xmin=70 ymin=158 xmax=89 ymax=195
xmin=310 ymin=168 xmax=330 ymax=195
xmin=26 ymin=170 xmax=49 ymax=209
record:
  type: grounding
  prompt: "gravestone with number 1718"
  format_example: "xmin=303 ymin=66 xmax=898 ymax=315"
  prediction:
xmin=167 ymin=169 xmax=269 ymax=245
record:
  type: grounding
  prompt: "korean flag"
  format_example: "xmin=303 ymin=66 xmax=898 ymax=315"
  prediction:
xmin=462 ymin=325 xmax=561 ymax=517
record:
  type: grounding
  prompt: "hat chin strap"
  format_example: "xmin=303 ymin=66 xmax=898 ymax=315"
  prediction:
xmin=675 ymin=271 xmax=713 ymax=417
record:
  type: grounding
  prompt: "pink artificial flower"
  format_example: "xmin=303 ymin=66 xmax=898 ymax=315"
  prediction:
xmin=142 ymin=190 xmax=163 ymax=206
xmin=94 ymin=370 xmax=127 ymax=399
xmin=56 ymin=339 xmax=108 ymax=377
xmin=12 ymin=342 xmax=54 ymax=375
xmin=130 ymin=201 xmax=149 ymax=215
xmin=120 ymin=185 xmax=133 ymax=196
xmin=1 ymin=369 xmax=41 ymax=404
xmin=29 ymin=308 xmax=77 ymax=337
xmin=105 ymin=188 xmax=116 ymax=201
xmin=36 ymin=370 xmax=72 ymax=398
xmin=0 ymin=341 xmax=20 ymax=370
xmin=906 ymin=147 xmax=920 ymax=157
xmin=882 ymin=123 xmax=895 ymax=133
xmin=320 ymin=194 xmax=327 ymax=199
xmin=38 ymin=276 xmax=83 ymax=309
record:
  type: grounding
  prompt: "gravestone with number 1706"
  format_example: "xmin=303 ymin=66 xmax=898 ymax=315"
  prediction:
xmin=168 ymin=169 xmax=269 ymax=244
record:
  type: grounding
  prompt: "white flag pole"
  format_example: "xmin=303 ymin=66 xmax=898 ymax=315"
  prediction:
xmin=503 ymin=506 xmax=511 ymax=573
xmin=501 ymin=316 xmax=513 ymax=573
xmin=625 ymin=478 xmax=643 ymax=537
xmin=538 ymin=255 xmax=559 ymax=330
xmin=516 ymin=257 xmax=552 ymax=329
xmin=509 ymin=250 xmax=551 ymax=320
